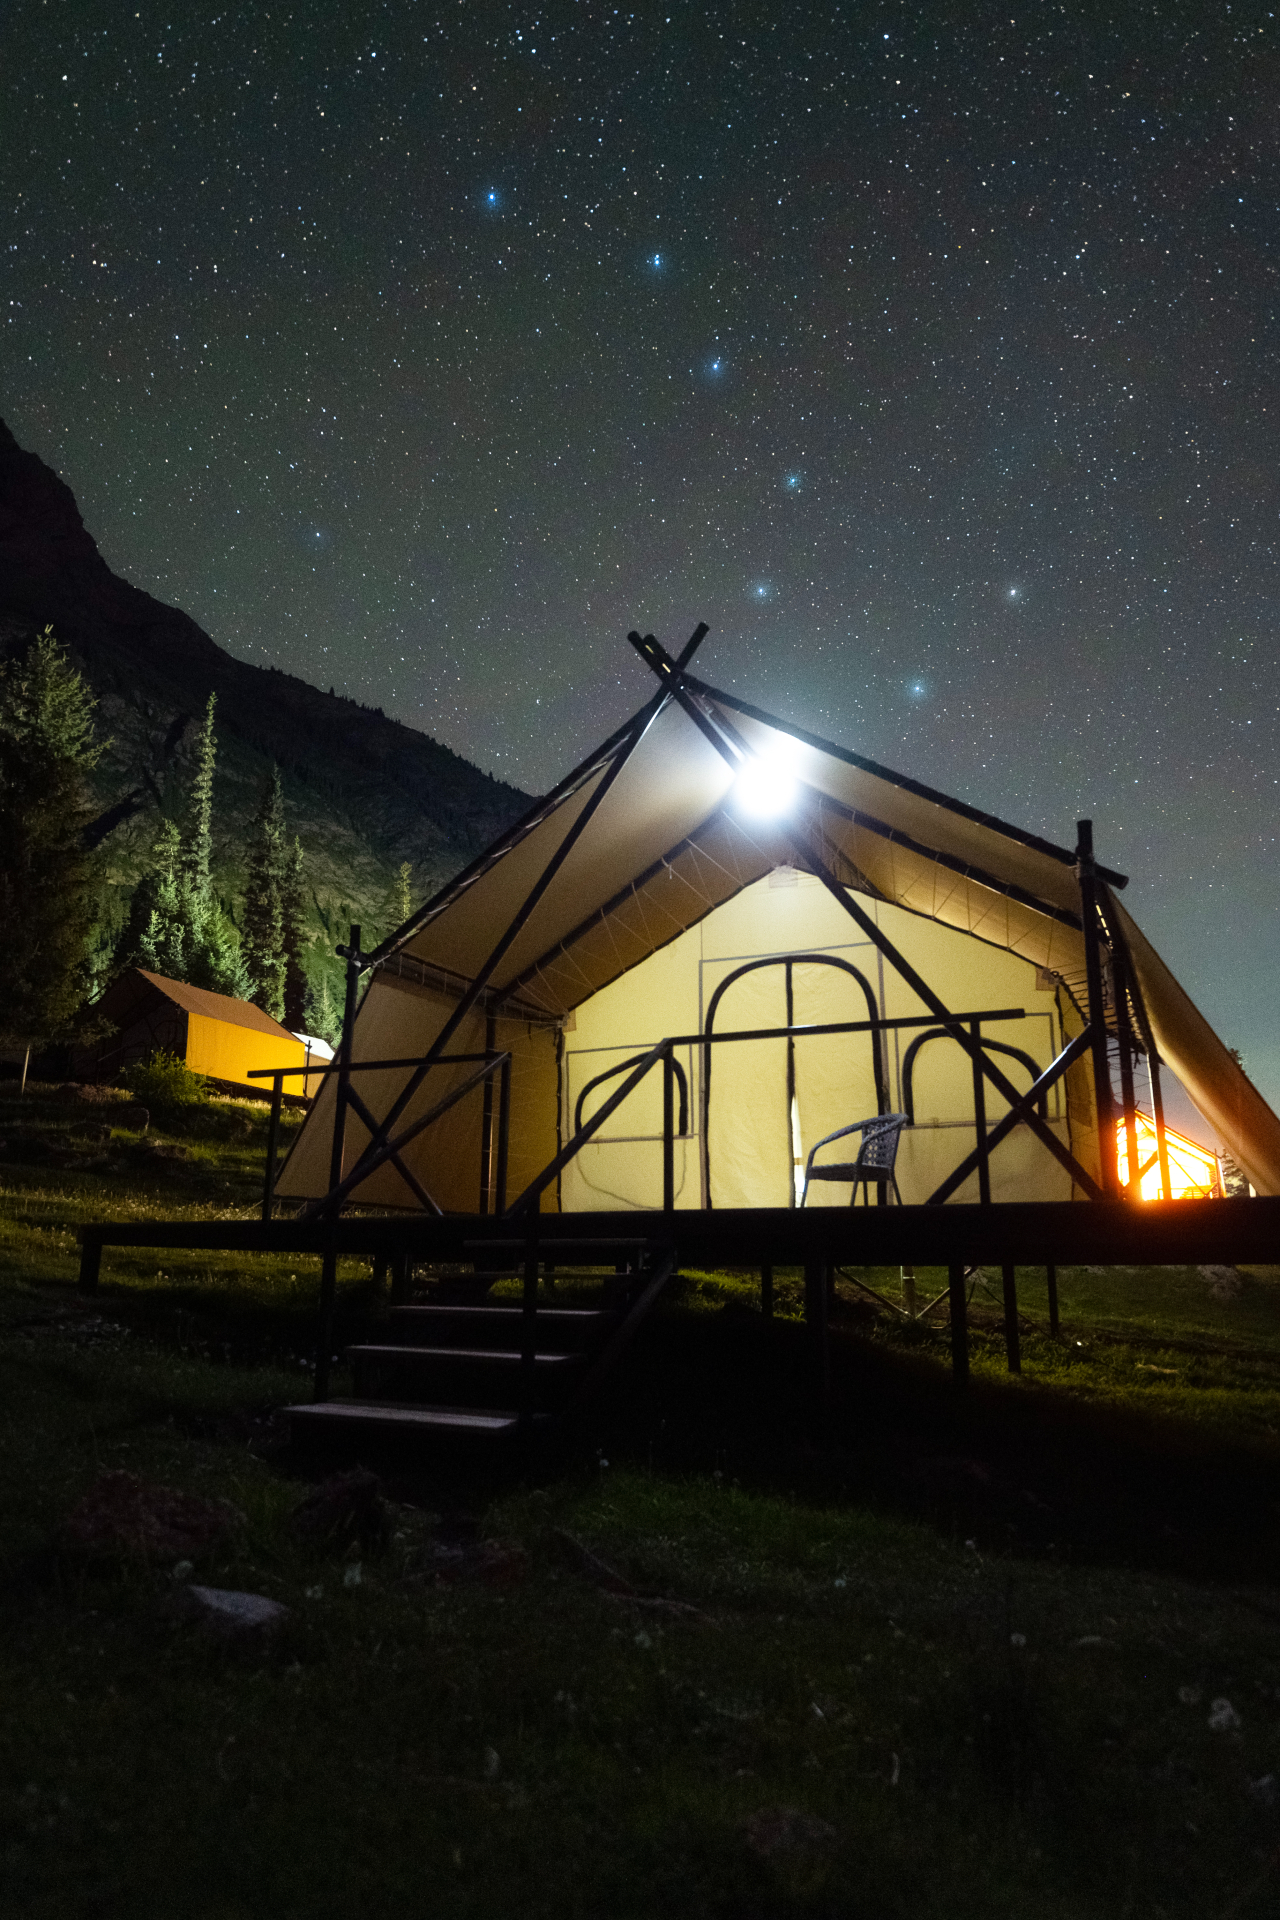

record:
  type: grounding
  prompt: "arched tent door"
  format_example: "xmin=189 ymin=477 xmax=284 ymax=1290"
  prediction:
xmin=702 ymin=954 xmax=887 ymax=1209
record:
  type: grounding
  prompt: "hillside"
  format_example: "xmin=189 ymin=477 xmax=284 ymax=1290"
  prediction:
xmin=0 ymin=417 xmax=532 ymax=989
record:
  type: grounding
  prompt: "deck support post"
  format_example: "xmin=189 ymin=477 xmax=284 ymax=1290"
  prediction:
xmin=78 ymin=1235 xmax=101 ymax=1295
xmin=948 ymin=1262 xmax=969 ymax=1386
xmin=389 ymin=1253 xmax=411 ymax=1305
xmin=1001 ymin=1263 xmax=1021 ymax=1373
xmin=262 ymin=1071 xmax=284 ymax=1223
xmin=314 ymin=1239 xmax=338 ymax=1402
xmin=1046 ymin=1262 xmax=1060 ymax=1338
xmin=804 ymin=1257 xmax=830 ymax=1408
xmin=520 ymin=1230 xmax=539 ymax=1426
xmin=901 ymin=1265 xmax=916 ymax=1318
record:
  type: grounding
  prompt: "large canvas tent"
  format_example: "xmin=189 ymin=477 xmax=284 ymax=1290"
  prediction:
xmin=276 ymin=632 xmax=1280 ymax=1219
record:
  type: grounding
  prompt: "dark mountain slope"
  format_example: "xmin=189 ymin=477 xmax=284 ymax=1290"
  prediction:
xmin=0 ymin=418 xmax=531 ymax=968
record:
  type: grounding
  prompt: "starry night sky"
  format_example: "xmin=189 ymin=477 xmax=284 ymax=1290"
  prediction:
xmin=4 ymin=3 xmax=1278 ymax=1097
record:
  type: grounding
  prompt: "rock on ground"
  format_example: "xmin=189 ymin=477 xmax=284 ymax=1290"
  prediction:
xmin=182 ymin=1586 xmax=289 ymax=1636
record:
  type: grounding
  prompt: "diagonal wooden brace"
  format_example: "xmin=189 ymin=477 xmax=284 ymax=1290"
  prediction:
xmin=924 ymin=1027 xmax=1099 ymax=1205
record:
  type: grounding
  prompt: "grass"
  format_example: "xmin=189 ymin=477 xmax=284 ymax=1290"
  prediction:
xmin=1 ymin=1079 xmax=1279 ymax=1917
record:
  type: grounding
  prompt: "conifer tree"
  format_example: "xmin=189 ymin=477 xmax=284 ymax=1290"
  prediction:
xmin=117 ymin=817 xmax=188 ymax=979
xmin=378 ymin=859 xmax=413 ymax=942
xmin=282 ymin=835 xmax=309 ymax=1032
xmin=303 ymin=970 xmax=341 ymax=1046
xmin=242 ymin=766 xmax=288 ymax=1020
xmin=114 ymin=694 xmax=247 ymax=997
xmin=184 ymin=693 xmax=216 ymax=905
xmin=0 ymin=628 xmax=104 ymax=1042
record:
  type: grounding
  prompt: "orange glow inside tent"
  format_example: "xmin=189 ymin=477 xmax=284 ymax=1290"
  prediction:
xmin=1116 ymin=1113 xmax=1222 ymax=1200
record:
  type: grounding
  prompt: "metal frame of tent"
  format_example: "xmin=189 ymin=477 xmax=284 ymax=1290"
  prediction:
xmin=75 ymin=625 xmax=1277 ymax=1408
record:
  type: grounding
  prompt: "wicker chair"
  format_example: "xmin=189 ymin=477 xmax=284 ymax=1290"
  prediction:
xmin=800 ymin=1112 xmax=909 ymax=1208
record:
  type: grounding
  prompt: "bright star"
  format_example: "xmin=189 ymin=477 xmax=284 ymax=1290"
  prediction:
xmin=650 ymin=252 xmax=662 ymax=268
xmin=784 ymin=472 xmax=801 ymax=492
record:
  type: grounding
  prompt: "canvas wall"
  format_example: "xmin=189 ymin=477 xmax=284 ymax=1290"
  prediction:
xmin=560 ymin=871 xmax=1075 ymax=1211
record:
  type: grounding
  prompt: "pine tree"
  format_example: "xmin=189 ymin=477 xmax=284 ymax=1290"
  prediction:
xmin=242 ymin=766 xmax=288 ymax=1020
xmin=378 ymin=859 xmax=413 ymax=941
xmin=281 ymin=835 xmax=309 ymax=1031
xmin=184 ymin=693 xmax=216 ymax=904
xmin=303 ymin=970 xmax=342 ymax=1046
xmin=0 ymin=628 xmax=105 ymax=1042
xmin=118 ymin=818 xmax=188 ymax=978
xmin=113 ymin=695 xmax=248 ymax=999
xmin=177 ymin=694 xmax=247 ymax=997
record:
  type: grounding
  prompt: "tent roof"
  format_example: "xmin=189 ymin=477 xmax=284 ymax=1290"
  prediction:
xmin=97 ymin=968 xmax=297 ymax=1041
xmin=362 ymin=662 xmax=1280 ymax=1197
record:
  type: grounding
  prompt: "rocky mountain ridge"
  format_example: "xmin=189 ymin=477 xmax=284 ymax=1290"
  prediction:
xmin=0 ymin=417 xmax=532 ymax=978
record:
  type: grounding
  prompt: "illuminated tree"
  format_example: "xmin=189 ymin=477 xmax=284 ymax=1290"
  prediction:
xmin=0 ymin=628 xmax=104 ymax=1042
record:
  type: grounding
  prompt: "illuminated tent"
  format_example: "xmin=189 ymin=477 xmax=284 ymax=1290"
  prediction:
xmin=78 ymin=968 xmax=307 ymax=1094
xmin=275 ymin=633 xmax=1280 ymax=1216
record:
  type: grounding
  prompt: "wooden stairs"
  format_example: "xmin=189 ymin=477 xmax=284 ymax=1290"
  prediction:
xmin=286 ymin=1236 xmax=676 ymax=1456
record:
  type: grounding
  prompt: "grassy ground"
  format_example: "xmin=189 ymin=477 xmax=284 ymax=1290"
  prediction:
xmin=2 ymin=1080 xmax=1279 ymax=1918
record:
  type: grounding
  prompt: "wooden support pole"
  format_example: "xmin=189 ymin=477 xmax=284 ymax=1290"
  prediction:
xmin=262 ymin=1071 xmax=284 ymax=1223
xmin=662 ymin=1043 xmax=675 ymax=1215
xmin=78 ymin=1236 xmax=101 ymax=1295
xmin=325 ymin=924 xmax=362 ymax=1213
xmin=785 ymin=960 xmax=797 ymax=1209
xmin=804 ymin=1257 xmax=829 ymax=1407
xmin=314 ymin=1239 xmax=338 ymax=1402
xmin=970 ymin=1017 xmax=991 ymax=1205
xmin=370 ymin=1252 xmax=388 ymax=1300
xmin=1076 ymin=823 xmax=1118 ymax=1197
xmin=1046 ymin=1262 xmax=1060 ymax=1338
xmin=1112 ymin=943 xmax=1141 ymax=1202
xmin=761 ymin=1263 xmax=774 ymax=1318
xmin=496 ymin=1056 xmax=512 ymax=1215
xmin=389 ymin=1252 xmax=410 ymax=1305
xmin=948 ymin=1262 xmax=969 ymax=1386
xmin=520 ymin=1234 xmax=539 ymax=1425
xmin=1001 ymin=1263 xmax=1021 ymax=1373
xmin=479 ymin=1013 xmax=496 ymax=1215
xmin=901 ymin=1265 xmax=916 ymax=1318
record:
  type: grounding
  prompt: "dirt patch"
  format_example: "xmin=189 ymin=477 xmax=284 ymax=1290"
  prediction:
xmin=59 ymin=1470 xmax=244 ymax=1561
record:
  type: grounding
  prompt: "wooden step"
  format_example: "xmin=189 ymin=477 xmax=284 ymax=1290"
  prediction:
xmin=348 ymin=1343 xmax=586 ymax=1369
xmin=287 ymin=1399 xmax=527 ymax=1437
xmin=388 ymin=1305 xmax=618 ymax=1350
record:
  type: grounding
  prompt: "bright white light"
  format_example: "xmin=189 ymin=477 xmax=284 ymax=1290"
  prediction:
xmin=732 ymin=756 xmax=797 ymax=817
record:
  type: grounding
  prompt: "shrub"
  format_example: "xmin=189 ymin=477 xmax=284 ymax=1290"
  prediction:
xmin=122 ymin=1050 xmax=207 ymax=1115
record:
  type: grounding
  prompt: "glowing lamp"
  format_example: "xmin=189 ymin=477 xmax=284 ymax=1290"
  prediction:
xmin=732 ymin=755 xmax=797 ymax=818
xmin=1116 ymin=1113 xmax=1222 ymax=1201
